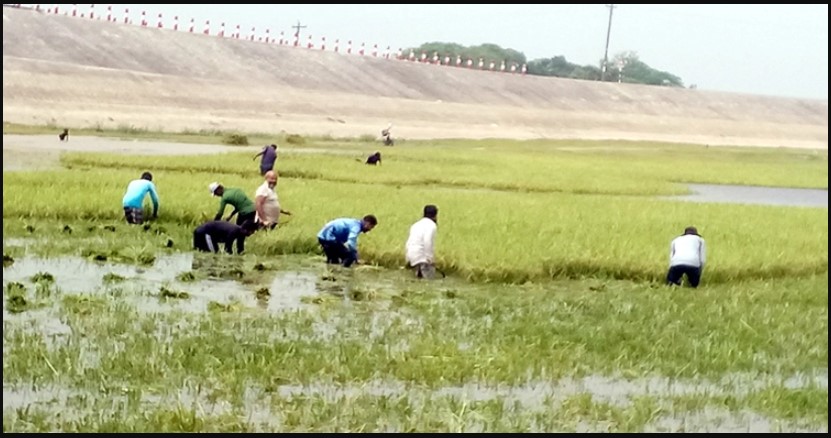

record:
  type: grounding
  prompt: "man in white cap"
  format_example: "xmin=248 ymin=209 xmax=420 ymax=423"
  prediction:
xmin=209 ymin=182 xmax=256 ymax=226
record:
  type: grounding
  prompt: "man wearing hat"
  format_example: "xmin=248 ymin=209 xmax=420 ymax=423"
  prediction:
xmin=666 ymin=226 xmax=707 ymax=288
xmin=208 ymin=182 xmax=257 ymax=226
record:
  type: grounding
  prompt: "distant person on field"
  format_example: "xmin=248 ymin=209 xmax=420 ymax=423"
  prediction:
xmin=381 ymin=124 xmax=393 ymax=146
xmin=209 ymin=182 xmax=257 ymax=225
xmin=121 ymin=171 xmax=159 ymax=225
xmin=406 ymin=204 xmax=439 ymax=279
xmin=666 ymin=226 xmax=707 ymax=288
xmin=58 ymin=128 xmax=69 ymax=142
xmin=255 ymin=170 xmax=291 ymax=230
xmin=317 ymin=215 xmax=378 ymax=267
xmin=253 ymin=144 xmax=278 ymax=175
xmin=193 ymin=220 xmax=258 ymax=254
xmin=366 ymin=151 xmax=382 ymax=165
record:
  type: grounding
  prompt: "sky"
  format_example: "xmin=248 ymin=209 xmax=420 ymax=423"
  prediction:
xmin=31 ymin=4 xmax=829 ymax=100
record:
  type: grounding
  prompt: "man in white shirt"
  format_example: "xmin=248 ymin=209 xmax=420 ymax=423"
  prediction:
xmin=406 ymin=204 xmax=438 ymax=279
xmin=666 ymin=226 xmax=707 ymax=288
xmin=254 ymin=170 xmax=291 ymax=230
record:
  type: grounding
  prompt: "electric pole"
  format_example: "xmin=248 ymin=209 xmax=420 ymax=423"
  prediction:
xmin=291 ymin=20 xmax=306 ymax=46
xmin=601 ymin=4 xmax=616 ymax=82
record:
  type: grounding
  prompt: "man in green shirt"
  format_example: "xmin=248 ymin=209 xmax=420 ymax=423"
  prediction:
xmin=209 ymin=182 xmax=257 ymax=226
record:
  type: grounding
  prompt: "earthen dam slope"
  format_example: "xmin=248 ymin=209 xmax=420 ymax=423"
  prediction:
xmin=3 ymin=6 xmax=827 ymax=149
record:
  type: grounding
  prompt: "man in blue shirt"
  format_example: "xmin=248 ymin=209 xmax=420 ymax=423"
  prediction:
xmin=253 ymin=144 xmax=278 ymax=175
xmin=317 ymin=215 xmax=378 ymax=267
xmin=122 ymin=172 xmax=159 ymax=225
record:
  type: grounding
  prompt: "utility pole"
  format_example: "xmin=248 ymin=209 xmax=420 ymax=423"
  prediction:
xmin=601 ymin=4 xmax=616 ymax=82
xmin=291 ymin=20 xmax=306 ymax=46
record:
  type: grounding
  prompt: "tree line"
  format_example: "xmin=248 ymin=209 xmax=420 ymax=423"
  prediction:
xmin=405 ymin=42 xmax=685 ymax=88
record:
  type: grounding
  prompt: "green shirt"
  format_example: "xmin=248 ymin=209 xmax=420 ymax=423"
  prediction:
xmin=215 ymin=188 xmax=255 ymax=220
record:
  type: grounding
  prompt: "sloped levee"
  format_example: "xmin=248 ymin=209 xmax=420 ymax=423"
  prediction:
xmin=2 ymin=6 xmax=827 ymax=148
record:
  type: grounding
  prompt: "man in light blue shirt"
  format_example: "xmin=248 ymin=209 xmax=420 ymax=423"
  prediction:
xmin=122 ymin=171 xmax=159 ymax=225
xmin=317 ymin=215 xmax=378 ymax=267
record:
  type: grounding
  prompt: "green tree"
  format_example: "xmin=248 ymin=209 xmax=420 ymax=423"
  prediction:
xmin=607 ymin=51 xmax=684 ymax=87
xmin=403 ymin=42 xmax=684 ymax=88
xmin=527 ymin=56 xmax=601 ymax=81
xmin=404 ymin=42 xmax=526 ymax=66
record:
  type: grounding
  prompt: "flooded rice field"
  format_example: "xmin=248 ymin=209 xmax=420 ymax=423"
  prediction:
xmin=3 ymin=252 xmax=827 ymax=432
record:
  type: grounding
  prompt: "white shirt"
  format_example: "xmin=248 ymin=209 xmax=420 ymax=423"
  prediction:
xmin=405 ymin=217 xmax=437 ymax=265
xmin=254 ymin=182 xmax=281 ymax=225
xmin=669 ymin=234 xmax=707 ymax=268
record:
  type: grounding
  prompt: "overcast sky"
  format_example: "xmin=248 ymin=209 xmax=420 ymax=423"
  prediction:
xmin=34 ymin=4 xmax=829 ymax=100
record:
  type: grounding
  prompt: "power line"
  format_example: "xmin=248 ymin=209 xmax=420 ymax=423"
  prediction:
xmin=601 ymin=4 xmax=616 ymax=82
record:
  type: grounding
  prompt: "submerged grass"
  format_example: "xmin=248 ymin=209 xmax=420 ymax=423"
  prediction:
xmin=1 ymin=265 xmax=826 ymax=431
xmin=3 ymin=264 xmax=827 ymax=383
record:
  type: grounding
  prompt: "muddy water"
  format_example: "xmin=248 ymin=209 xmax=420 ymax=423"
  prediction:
xmin=2 ymin=254 xmax=322 ymax=314
xmin=265 ymin=271 xmax=319 ymax=312
xmin=3 ymin=371 xmax=826 ymax=432
xmin=665 ymin=183 xmax=828 ymax=208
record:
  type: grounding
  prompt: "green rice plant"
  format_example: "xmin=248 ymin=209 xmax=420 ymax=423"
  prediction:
xmin=5 ymin=282 xmax=29 ymax=313
xmin=159 ymin=285 xmax=190 ymax=300
xmin=103 ymin=273 xmax=127 ymax=283
xmin=31 ymin=272 xmax=55 ymax=284
xmin=176 ymin=271 xmax=197 ymax=282
xmin=34 ymin=282 xmax=54 ymax=299
xmin=255 ymin=287 xmax=270 ymax=300
xmin=207 ymin=300 xmax=242 ymax=312
xmin=61 ymin=294 xmax=109 ymax=315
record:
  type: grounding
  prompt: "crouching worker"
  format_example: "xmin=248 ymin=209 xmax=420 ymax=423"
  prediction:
xmin=209 ymin=182 xmax=257 ymax=225
xmin=317 ymin=215 xmax=378 ymax=267
xmin=193 ymin=220 xmax=258 ymax=255
xmin=122 ymin=171 xmax=159 ymax=225
xmin=406 ymin=204 xmax=438 ymax=279
xmin=666 ymin=226 xmax=707 ymax=288
xmin=366 ymin=151 xmax=382 ymax=165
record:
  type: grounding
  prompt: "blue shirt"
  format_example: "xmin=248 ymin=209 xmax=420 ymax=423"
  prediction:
xmin=317 ymin=218 xmax=363 ymax=251
xmin=122 ymin=179 xmax=159 ymax=212
xmin=260 ymin=145 xmax=277 ymax=170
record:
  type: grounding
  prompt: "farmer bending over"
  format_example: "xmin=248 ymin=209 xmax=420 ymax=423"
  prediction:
xmin=193 ymin=220 xmax=258 ymax=254
xmin=317 ymin=215 xmax=378 ymax=267
xmin=121 ymin=171 xmax=159 ymax=225
xmin=209 ymin=182 xmax=257 ymax=226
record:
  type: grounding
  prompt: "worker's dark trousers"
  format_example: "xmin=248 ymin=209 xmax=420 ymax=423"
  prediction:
xmin=193 ymin=230 xmax=218 ymax=253
xmin=666 ymin=264 xmax=702 ymax=288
